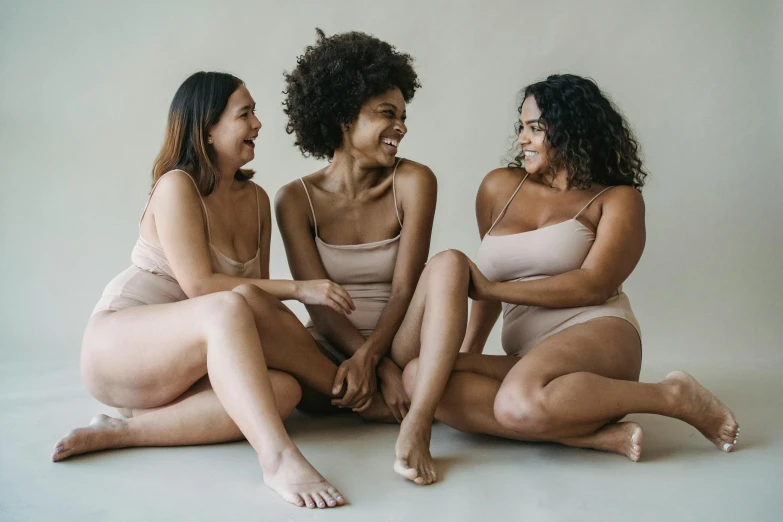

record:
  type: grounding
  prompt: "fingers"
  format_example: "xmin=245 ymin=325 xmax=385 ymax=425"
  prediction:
xmin=330 ymin=283 xmax=355 ymax=311
xmin=328 ymin=290 xmax=354 ymax=315
xmin=352 ymin=395 xmax=374 ymax=413
xmin=331 ymin=366 xmax=347 ymax=397
xmin=334 ymin=377 xmax=360 ymax=407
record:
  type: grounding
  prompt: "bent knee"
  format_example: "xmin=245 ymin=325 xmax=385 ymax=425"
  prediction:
xmin=232 ymin=284 xmax=288 ymax=313
xmin=493 ymin=385 xmax=552 ymax=436
xmin=401 ymin=358 xmax=419 ymax=397
xmin=201 ymin=291 xmax=255 ymax=331
xmin=428 ymin=249 xmax=469 ymax=270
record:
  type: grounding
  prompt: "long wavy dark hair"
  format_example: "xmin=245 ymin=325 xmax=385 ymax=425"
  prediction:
xmin=152 ymin=71 xmax=254 ymax=196
xmin=509 ymin=74 xmax=647 ymax=191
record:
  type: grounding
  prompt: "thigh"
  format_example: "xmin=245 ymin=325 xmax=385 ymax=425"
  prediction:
xmin=389 ymin=250 xmax=471 ymax=366
xmin=82 ymin=292 xmax=247 ymax=409
xmin=501 ymin=317 xmax=642 ymax=391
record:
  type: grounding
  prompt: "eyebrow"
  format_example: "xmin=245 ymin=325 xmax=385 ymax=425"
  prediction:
xmin=377 ymin=102 xmax=407 ymax=118
xmin=523 ymin=119 xmax=541 ymax=125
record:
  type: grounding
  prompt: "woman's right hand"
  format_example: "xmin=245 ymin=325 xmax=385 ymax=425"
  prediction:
xmin=294 ymin=280 xmax=355 ymax=314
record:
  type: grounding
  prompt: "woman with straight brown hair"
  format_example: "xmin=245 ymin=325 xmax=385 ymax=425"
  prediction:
xmin=51 ymin=72 xmax=354 ymax=509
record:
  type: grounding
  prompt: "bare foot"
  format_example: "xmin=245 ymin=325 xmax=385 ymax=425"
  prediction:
xmin=559 ymin=422 xmax=643 ymax=462
xmin=51 ymin=414 xmax=129 ymax=462
xmin=665 ymin=371 xmax=740 ymax=452
xmin=393 ymin=413 xmax=436 ymax=485
xmin=261 ymin=446 xmax=346 ymax=509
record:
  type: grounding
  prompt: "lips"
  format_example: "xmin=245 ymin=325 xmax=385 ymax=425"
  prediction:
xmin=244 ymin=136 xmax=257 ymax=149
xmin=381 ymin=136 xmax=400 ymax=155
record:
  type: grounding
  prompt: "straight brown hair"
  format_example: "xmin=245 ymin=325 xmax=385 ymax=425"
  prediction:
xmin=152 ymin=71 xmax=254 ymax=196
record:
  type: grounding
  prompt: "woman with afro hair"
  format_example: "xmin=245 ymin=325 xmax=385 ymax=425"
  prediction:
xmin=402 ymin=74 xmax=739 ymax=461
xmin=276 ymin=30 xmax=465 ymax=486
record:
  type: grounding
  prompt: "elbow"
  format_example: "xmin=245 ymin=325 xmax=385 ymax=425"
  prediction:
xmin=182 ymin=276 xmax=213 ymax=299
xmin=582 ymin=285 xmax=614 ymax=307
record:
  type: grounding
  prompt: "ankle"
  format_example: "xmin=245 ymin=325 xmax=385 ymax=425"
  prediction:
xmin=258 ymin=443 xmax=299 ymax=475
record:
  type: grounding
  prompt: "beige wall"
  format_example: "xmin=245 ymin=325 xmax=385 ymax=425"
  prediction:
xmin=1 ymin=0 xmax=780 ymax=364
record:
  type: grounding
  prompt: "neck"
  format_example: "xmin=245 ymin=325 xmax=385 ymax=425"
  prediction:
xmin=325 ymin=149 xmax=388 ymax=198
xmin=536 ymin=168 xmax=571 ymax=192
xmin=211 ymin=162 xmax=242 ymax=197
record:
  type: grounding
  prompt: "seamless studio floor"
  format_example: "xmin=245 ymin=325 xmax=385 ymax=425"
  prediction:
xmin=1 ymin=357 xmax=781 ymax=521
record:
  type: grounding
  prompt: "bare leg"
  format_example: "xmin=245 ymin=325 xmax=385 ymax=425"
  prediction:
xmin=53 ymin=372 xmax=300 ymax=457
xmin=56 ymin=292 xmax=345 ymax=508
xmin=232 ymin=284 xmax=397 ymax=423
xmin=388 ymin=250 xmax=471 ymax=484
xmin=404 ymin=365 xmax=643 ymax=461
xmin=404 ymin=318 xmax=739 ymax=460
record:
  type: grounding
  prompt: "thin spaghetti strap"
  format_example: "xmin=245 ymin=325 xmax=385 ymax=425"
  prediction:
xmin=254 ymin=183 xmax=261 ymax=250
xmin=299 ymin=178 xmax=318 ymax=238
xmin=139 ymin=169 xmax=211 ymax=241
xmin=574 ymin=186 xmax=613 ymax=219
xmin=486 ymin=173 xmax=529 ymax=236
xmin=392 ymin=158 xmax=403 ymax=227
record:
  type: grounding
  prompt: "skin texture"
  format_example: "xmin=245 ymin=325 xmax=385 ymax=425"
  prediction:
xmin=402 ymin=95 xmax=739 ymax=462
xmin=54 ymin=84 xmax=350 ymax=509
xmin=277 ymin=87 xmax=474 ymax=485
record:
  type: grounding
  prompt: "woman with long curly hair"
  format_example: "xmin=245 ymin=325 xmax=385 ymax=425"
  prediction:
xmin=277 ymin=30 xmax=468 ymax=485
xmin=402 ymin=74 xmax=739 ymax=461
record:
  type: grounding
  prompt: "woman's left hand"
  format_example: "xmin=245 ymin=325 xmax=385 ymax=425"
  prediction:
xmin=467 ymin=258 xmax=495 ymax=301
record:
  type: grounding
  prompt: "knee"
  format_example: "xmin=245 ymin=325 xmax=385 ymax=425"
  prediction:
xmin=493 ymin=384 xmax=552 ymax=437
xmin=203 ymin=291 xmax=255 ymax=332
xmin=427 ymin=249 xmax=470 ymax=274
xmin=401 ymin=358 xmax=419 ymax=398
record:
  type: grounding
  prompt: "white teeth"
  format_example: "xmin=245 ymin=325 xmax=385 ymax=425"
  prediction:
xmin=523 ymin=151 xmax=538 ymax=157
xmin=382 ymin=138 xmax=399 ymax=147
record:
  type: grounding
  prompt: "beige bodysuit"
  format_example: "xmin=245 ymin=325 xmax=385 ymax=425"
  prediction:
xmin=298 ymin=159 xmax=403 ymax=361
xmin=477 ymin=173 xmax=641 ymax=357
xmin=92 ymin=170 xmax=261 ymax=315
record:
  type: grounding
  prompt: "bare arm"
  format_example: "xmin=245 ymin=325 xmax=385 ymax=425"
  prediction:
xmin=458 ymin=169 xmax=510 ymax=354
xmin=359 ymin=164 xmax=437 ymax=366
xmin=150 ymin=171 xmax=352 ymax=311
xmin=275 ymin=181 xmax=366 ymax=357
xmin=470 ymin=181 xmax=646 ymax=308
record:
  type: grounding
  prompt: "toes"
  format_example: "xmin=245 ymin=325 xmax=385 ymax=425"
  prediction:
xmin=327 ymin=487 xmax=345 ymax=505
xmin=393 ymin=458 xmax=419 ymax=481
xmin=286 ymin=493 xmax=305 ymax=507
xmin=318 ymin=491 xmax=337 ymax=507
xmin=302 ymin=493 xmax=317 ymax=509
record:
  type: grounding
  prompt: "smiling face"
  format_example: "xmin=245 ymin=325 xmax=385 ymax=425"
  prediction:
xmin=517 ymin=95 xmax=552 ymax=175
xmin=208 ymin=85 xmax=262 ymax=170
xmin=339 ymin=87 xmax=407 ymax=167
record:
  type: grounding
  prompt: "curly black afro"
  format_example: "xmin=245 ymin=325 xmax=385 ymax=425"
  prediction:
xmin=283 ymin=29 xmax=421 ymax=159
xmin=510 ymin=74 xmax=648 ymax=190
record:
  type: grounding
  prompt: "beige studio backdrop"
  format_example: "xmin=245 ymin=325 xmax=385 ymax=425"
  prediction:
xmin=0 ymin=0 xmax=780 ymax=366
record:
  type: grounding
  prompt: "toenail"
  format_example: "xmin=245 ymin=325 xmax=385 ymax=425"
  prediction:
xmin=733 ymin=439 xmax=737 ymax=444
xmin=722 ymin=443 xmax=732 ymax=451
xmin=55 ymin=446 xmax=64 ymax=452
